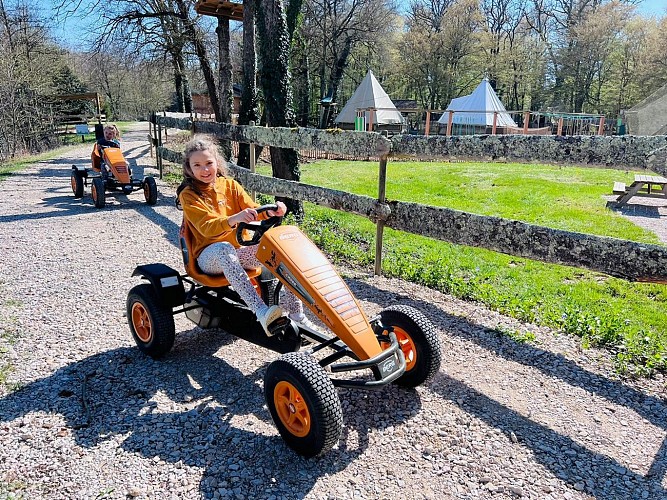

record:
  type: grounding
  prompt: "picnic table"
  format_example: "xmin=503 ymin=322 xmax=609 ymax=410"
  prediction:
xmin=613 ymin=174 xmax=667 ymax=205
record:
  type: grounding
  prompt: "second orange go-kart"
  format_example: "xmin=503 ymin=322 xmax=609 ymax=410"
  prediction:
xmin=70 ymin=124 xmax=158 ymax=208
xmin=126 ymin=204 xmax=442 ymax=457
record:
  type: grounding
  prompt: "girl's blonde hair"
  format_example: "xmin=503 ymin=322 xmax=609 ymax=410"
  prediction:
xmin=104 ymin=123 xmax=121 ymax=139
xmin=177 ymin=135 xmax=229 ymax=199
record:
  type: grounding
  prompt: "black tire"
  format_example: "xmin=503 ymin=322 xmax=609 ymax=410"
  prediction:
xmin=377 ymin=305 xmax=441 ymax=387
xmin=127 ymin=283 xmax=176 ymax=359
xmin=71 ymin=171 xmax=84 ymax=198
xmin=91 ymin=177 xmax=106 ymax=208
xmin=264 ymin=352 xmax=342 ymax=457
xmin=143 ymin=176 xmax=158 ymax=205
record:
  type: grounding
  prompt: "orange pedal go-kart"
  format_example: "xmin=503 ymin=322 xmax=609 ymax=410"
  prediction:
xmin=126 ymin=205 xmax=442 ymax=457
xmin=70 ymin=125 xmax=158 ymax=209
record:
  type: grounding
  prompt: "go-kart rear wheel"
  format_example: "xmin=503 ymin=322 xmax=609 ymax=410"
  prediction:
xmin=71 ymin=170 xmax=84 ymax=198
xmin=264 ymin=352 xmax=342 ymax=457
xmin=91 ymin=177 xmax=106 ymax=208
xmin=127 ymin=283 xmax=175 ymax=359
xmin=143 ymin=176 xmax=158 ymax=205
xmin=377 ymin=305 xmax=441 ymax=387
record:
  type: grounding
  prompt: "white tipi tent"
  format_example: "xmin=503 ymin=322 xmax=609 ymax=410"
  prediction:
xmin=438 ymin=78 xmax=517 ymax=128
xmin=334 ymin=70 xmax=405 ymax=129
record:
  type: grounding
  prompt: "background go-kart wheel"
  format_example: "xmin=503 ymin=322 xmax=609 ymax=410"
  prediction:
xmin=127 ymin=283 xmax=175 ymax=359
xmin=377 ymin=305 xmax=441 ymax=387
xmin=143 ymin=176 xmax=158 ymax=205
xmin=71 ymin=170 xmax=84 ymax=198
xmin=264 ymin=352 xmax=342 ymax=457
xmin=91 ymin=177 xmax=106 ymax=208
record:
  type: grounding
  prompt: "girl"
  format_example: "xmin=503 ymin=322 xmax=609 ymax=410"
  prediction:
xmin=100 ymin=123 xmax=121 ymax=147
xmin=177 ymin=135 xmax=316 ymax=335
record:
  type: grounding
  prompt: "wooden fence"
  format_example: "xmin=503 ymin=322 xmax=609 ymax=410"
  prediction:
xmin=150 ymin=113 xmax=667 ymax=284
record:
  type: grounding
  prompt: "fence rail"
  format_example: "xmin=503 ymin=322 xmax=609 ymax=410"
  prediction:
xmin=151 ymin=114 xmax=667 ymax=283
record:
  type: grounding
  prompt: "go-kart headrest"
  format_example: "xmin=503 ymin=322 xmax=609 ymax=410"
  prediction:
xmin=94 ymin=123 xmax=104 ymax=141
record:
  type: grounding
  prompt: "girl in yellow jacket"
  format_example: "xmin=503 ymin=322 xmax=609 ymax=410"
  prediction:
xmin=177 ymin=136 xmax=315 ymax=334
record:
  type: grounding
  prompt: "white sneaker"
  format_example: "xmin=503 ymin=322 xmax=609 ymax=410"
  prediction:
xmin=257 ymin=305 xmax=285 ymax=335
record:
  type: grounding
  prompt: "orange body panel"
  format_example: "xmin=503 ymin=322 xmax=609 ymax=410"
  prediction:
xmin=103 ymin=147 xmax=131 ymax=183
xmin=90 ymin=144 xmax=131 ymax=183
xmin=256 ymin=225 xmax=382 ymax=360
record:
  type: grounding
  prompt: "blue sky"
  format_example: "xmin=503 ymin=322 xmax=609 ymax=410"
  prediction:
xmin=637 ymin=0 xmax=666 ymax=17
xmin=48 ymin=0 xmax=665 ymax=49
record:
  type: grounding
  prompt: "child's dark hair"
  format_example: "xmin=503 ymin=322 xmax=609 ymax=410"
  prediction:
xmin=176 ymin=135 xmax=229 ymax=202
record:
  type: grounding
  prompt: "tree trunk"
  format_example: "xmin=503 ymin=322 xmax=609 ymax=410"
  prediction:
xmin=217 ymin=16 xmax=232 ymax=159
xmin=175 ymin=0 xmax=222 ymax=122
xmin=326 ymin=37 xmax=351 ymax=105
xmin=238 ymin=0 xmax=259 ymax=168
xmin=256 ymin=0 xmax=302 ymax=217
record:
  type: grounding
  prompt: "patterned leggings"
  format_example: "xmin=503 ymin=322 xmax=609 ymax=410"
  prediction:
xmin=197 ymin=241 xmax=303 ymax=316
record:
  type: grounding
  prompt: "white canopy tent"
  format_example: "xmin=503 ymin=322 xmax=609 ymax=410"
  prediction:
xmin=334 ymin=70 xmax=405 ymax=129
xmin=438 ymin=78 xmax=517 ymax=127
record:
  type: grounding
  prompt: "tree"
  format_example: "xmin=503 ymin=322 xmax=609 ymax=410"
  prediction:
xmin=300 ymin=0 xmax=399 ymax=125
xmin=256 ymin=0 xmax=302 ymax=217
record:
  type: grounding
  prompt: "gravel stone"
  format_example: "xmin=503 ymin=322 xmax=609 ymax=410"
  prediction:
xmin=1 ymin=123 xmax=666 ymax=499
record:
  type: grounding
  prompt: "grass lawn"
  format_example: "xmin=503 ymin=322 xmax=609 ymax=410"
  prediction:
xmin=258 ymin=159 xmax=667 ymax=376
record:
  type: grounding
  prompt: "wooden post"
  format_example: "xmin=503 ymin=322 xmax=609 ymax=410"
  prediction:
xmin=148 ymin=118 xmax=154 ymax=158
xmin=157 ymin=120 xmax=163 ymax=179
xmin=446 ymin=111 xmax=453 ymax=136
xmin=597 ymin=116 xmax=606 ymax=136
xmin=523 ymin=111 xmax=530 ymax=134
xmin=375 ymin=155 xmax=388 ymax=276
xmin=368 ymin=108 xmax=375 ymax=132
xmin=492 ymin=112 xmax=498 ymax=135
xmin=249 ymin=121 xmax=256 ymax=201
xmin=557 ymin=117 xmax=564 ymax=136
xmin=425 ymin=110 xmax=431 ymax=137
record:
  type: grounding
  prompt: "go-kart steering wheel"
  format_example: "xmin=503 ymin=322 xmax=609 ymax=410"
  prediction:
xmin=236 ymin=204 xmax=283 ymax=246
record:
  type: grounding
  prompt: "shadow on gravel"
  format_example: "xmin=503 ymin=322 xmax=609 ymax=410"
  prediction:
xmin=348 ymin=278 xmax=667 ymax=499
xmin=0 ymin=327 xmax=419 ymax=498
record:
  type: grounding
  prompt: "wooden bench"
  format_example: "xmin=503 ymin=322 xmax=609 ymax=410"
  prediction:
xmin=612 ymin=182 xmax=626 ymax=195
xmin=616 ymin=174 xmax=667 ymax=205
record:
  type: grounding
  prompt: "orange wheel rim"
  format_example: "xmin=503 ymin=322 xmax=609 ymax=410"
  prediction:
xmin=381 ymin=327 xmax=417 ymax=371
xmin=70 ymin=176 xmax=76 ymax=192
xmin=274 ymin=381 xmax=311 ymax=437
xmin=131 ymin=302 xmax=153 ymax=343
xmin=143 ymin=184 xmax=149 ymax=199
xmin=92 ymin=184 xmax=97 ymax=200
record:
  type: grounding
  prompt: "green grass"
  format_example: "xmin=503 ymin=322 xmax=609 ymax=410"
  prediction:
xmin=262 ymin=159 xmax=666 ymax=376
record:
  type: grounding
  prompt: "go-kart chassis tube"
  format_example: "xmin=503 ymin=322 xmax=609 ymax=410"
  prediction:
xmin=324 ymin=332 xmax=406 ymax=389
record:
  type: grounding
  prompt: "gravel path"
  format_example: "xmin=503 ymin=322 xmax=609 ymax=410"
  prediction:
xmin=1 ymin=123 xmax=666 ymax=500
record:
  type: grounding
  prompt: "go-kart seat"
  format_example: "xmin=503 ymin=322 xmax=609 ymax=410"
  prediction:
xmin=179 ymin=221 xmax=262 ymax=288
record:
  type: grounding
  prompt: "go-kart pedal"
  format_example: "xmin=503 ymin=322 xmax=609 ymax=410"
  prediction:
xmin=258 ymin=305 xmax=288 ymax=336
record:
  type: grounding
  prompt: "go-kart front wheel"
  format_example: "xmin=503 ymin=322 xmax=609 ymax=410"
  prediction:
xmin=264 ymin=352 xmax=342 ymax=457
xmin=71 ymin=170 xmax=84 ymax=198
xmin=127 ymin=283 xmax=175 ymax=359
xmin=91 ymin=177 xmax=106 ymax=208
xmin=143 ymin=176 xmax=158 ymax=205
xmin=377 ymin=305 xmax=441 ymax=388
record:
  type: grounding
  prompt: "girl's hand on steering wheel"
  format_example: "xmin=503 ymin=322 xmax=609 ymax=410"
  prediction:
xmin=229 ymin=207 xmax=258 ymax=227
xmin=266 ymin=201 xmax=287 ymax=217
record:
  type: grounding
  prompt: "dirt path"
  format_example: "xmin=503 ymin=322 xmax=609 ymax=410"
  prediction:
xmin=0 ymin=123 xmax=665 ymax=499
